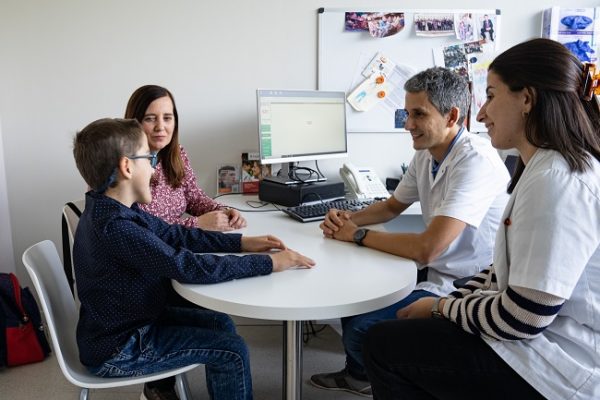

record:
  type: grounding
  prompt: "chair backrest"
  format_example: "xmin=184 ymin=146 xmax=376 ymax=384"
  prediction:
xmin=61 ymin=199 xmax=84 ymax=301
xmin=22 ymin=240 xmax=92 ymax=386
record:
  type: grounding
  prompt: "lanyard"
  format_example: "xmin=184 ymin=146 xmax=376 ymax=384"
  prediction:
xmin=432 ymin=126 xmax=465 ymax=179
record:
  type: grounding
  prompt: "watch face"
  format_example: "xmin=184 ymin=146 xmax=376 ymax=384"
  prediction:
xmin=353 ymin=228 xmax=368 ymax=245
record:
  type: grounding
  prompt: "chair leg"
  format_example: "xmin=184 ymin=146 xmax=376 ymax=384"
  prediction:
xmin=176 ymin=373 xmax=193 ymax=400
xmin=79 ymin=388 xmax=89 ymax=400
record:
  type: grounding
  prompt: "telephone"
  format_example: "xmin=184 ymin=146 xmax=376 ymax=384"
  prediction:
xmin=340 ymin=163 xmax=390 ymax=200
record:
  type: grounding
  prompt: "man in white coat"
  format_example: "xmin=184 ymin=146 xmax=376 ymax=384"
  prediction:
xmin=310 ymin=67 xmax=510 ymax=397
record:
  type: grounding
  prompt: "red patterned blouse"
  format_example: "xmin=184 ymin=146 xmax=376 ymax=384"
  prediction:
xmin=138 ymin=146 xmax=224 ymax=227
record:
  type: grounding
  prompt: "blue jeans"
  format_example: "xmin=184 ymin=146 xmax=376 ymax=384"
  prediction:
xmin=89 ymin=307 xmax=253 ymax=400
xmin=341 ymin=289 xmax=436 ymax=380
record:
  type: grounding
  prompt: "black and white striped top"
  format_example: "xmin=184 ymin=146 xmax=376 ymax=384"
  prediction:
xmin=443 ymin=268 xmax=565 ymax=340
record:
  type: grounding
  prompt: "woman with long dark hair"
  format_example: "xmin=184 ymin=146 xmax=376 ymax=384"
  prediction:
xmin=125 ymin=85 xmax=246 ymax=231
xmin=363 ymin=38 xmax=600 ymax=400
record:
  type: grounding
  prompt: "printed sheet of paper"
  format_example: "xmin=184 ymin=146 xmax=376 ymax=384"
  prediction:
xmin=347 ymin=52 xmax=415 ymax=114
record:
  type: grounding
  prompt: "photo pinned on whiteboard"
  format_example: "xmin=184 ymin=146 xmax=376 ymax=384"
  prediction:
xmin=395 ymin=109 xmax=408 ymax=129
xmin=433 ymin=39 xmax=491 ymax=82
xmin=414 ymin=13 xmax=455 ymax=37
xmin=366 ymin=13 xmax=404 ymax=38
xmin=464 ymin=40 xmax=485 ymax=54
xmin=478 ymin=13 xmax=496 ymax=42
xmin=455 ymin=13 xmax=475 ymax=42
xmin=344 ymin=12 xmax=405 ymax=38
xmin=432 ymin=39 xmax=495 ymax=132
xmin=345 ymin=12 xmax=370 ymax=31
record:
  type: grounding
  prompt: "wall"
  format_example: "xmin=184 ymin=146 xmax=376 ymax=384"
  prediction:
xmin=0 ymin=117 xmax=15 ymax=273
xmin=0 ymin=0 xmax=596 ymax=281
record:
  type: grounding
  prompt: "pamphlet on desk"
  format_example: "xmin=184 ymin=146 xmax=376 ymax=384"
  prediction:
xmin=241 ymin=152 xmax=272 ymax=193
xmin=340 ymin=163 xmax=390 ymax=200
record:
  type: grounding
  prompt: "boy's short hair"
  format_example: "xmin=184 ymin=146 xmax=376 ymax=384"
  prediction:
xmin=73 ymin=118 xmax=144 ymax=191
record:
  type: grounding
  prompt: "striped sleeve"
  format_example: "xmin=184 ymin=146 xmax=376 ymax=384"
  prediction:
xmin=442 ymin=285 xmax=565 ymax=341
xmin=448 ymin=267 xmax=497 ymax=299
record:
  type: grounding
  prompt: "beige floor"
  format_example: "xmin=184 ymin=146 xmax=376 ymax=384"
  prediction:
xmin=0 ymin=322 xmax=364 ymax=400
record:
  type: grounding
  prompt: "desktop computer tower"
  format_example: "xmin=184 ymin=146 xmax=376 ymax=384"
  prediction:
xmin=258 ymin=180 xmax=345 ymax=207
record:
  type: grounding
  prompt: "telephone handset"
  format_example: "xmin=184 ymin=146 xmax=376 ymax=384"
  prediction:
xmin=340 ymin=163 xmax=390 ymax=200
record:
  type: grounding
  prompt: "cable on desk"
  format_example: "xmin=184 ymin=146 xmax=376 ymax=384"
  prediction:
xmin=274 ymin=162 xmax=326 ymax=184
xmin=243 ymin=200 xmax=285 ymax=212
xmin=314 ymin=160 xmax=325 ymax=180
xmin=212 ymin=192 xmax=285 ymax=213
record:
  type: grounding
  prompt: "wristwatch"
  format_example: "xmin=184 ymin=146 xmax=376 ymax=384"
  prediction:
xmin=431 ymin=297 xmax=445 ymax=319
xmin=353 ymin=228 xmax=370 ymax=246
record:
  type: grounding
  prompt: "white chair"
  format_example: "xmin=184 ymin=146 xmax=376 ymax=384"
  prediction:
xmin=22 ymin=240 xmax=200 ymax=400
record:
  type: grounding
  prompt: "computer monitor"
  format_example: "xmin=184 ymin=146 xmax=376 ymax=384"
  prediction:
xmin=257 ymin=89 xmax=348 ymax=184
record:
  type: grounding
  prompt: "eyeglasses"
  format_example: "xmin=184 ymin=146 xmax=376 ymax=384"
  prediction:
xmin=127 ymin=152 xmax=158 ymax=168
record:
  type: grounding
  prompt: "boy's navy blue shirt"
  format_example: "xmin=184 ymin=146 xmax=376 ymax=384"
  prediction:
xmin=74 ymin=191 xmax=272 ymax=367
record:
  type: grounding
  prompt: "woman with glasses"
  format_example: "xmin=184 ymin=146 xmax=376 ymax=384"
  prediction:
xmin=125 ymin=85 xmax=246 ymax=231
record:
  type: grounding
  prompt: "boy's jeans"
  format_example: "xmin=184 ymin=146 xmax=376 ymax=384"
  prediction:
xmin=88 ymin=307 xmax=253 ymax=400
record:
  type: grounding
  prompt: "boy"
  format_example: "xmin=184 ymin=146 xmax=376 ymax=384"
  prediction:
xmin=72 ymin=118 xmax=314 ymax=400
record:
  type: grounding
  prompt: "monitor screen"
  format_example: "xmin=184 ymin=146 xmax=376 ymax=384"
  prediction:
xmin=257 ymin=89 xmax=348 ymax=165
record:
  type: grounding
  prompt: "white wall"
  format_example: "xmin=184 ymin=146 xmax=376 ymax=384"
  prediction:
xmin=0 ymin=0 xmax=596 ymax=281
xmin=0 ymin=117 xmax=15 ymax=273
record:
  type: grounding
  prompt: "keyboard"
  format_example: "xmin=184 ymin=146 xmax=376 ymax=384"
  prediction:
xmin=283 ymin=198 xmax=377 ymax=222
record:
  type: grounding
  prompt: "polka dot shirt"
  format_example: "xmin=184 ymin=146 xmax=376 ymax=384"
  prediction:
xmin=73 ymin=191 xmax=272 ymax=367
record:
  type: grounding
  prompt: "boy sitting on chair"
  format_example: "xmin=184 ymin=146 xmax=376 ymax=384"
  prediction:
xmin=72 ymin=118 xmax=315 ymax=400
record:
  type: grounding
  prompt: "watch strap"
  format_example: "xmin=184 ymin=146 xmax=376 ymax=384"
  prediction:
xmin=431 ymin=297 xmax=445 ymax=319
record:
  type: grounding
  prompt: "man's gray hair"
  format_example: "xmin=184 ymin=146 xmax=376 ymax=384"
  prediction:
xmin=404 ymin=67 xmax=471 ymax=125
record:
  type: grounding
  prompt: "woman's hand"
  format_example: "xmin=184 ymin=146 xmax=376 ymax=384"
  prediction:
xmin=196 ymin=210 xmax=237 ymax=231
xmin=396 ymin=297 xmax=439 ymax=319
xmin=224 ymin=208 xmax=247 ymax=229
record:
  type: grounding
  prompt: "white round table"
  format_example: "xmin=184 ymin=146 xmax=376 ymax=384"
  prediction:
xmin=173 ymin=195 xmax=416 ymax=400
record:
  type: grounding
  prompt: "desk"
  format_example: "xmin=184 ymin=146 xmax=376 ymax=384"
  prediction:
xmin=173 ymin=194 xmax=417 ymax=400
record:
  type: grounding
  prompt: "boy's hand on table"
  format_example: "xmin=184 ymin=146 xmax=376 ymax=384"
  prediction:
xmin=241 ymin=235 xmax=287 ymax=252
xmin=270 ymin=249 xmax=315 ymax=272
xmin=241 ymin=236 xmax=315 ymax=272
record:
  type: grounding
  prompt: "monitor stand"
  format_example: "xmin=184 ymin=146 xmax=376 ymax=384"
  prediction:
xmin=263 ymin=162 xmax=327 ymax=185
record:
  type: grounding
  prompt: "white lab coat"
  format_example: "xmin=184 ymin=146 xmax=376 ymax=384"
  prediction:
xmin=486 ymin=149 xmax=600 ymax=400
xmin=394 ymin=132 xmax=510 ymax=295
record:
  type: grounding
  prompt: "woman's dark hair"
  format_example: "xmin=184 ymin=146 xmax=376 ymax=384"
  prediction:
xmin=488 ymin=38 xmax=600 ymax=192
xmin=125 ymin=85 xmax=184 ymax=187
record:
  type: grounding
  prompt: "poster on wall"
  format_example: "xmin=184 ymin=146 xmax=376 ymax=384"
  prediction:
xmin=542 ymin=7 xmax=600 ymax=63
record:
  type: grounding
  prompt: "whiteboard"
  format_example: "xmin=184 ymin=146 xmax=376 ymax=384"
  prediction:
xmin=318 ymin=7 xmax=501 ymax=133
